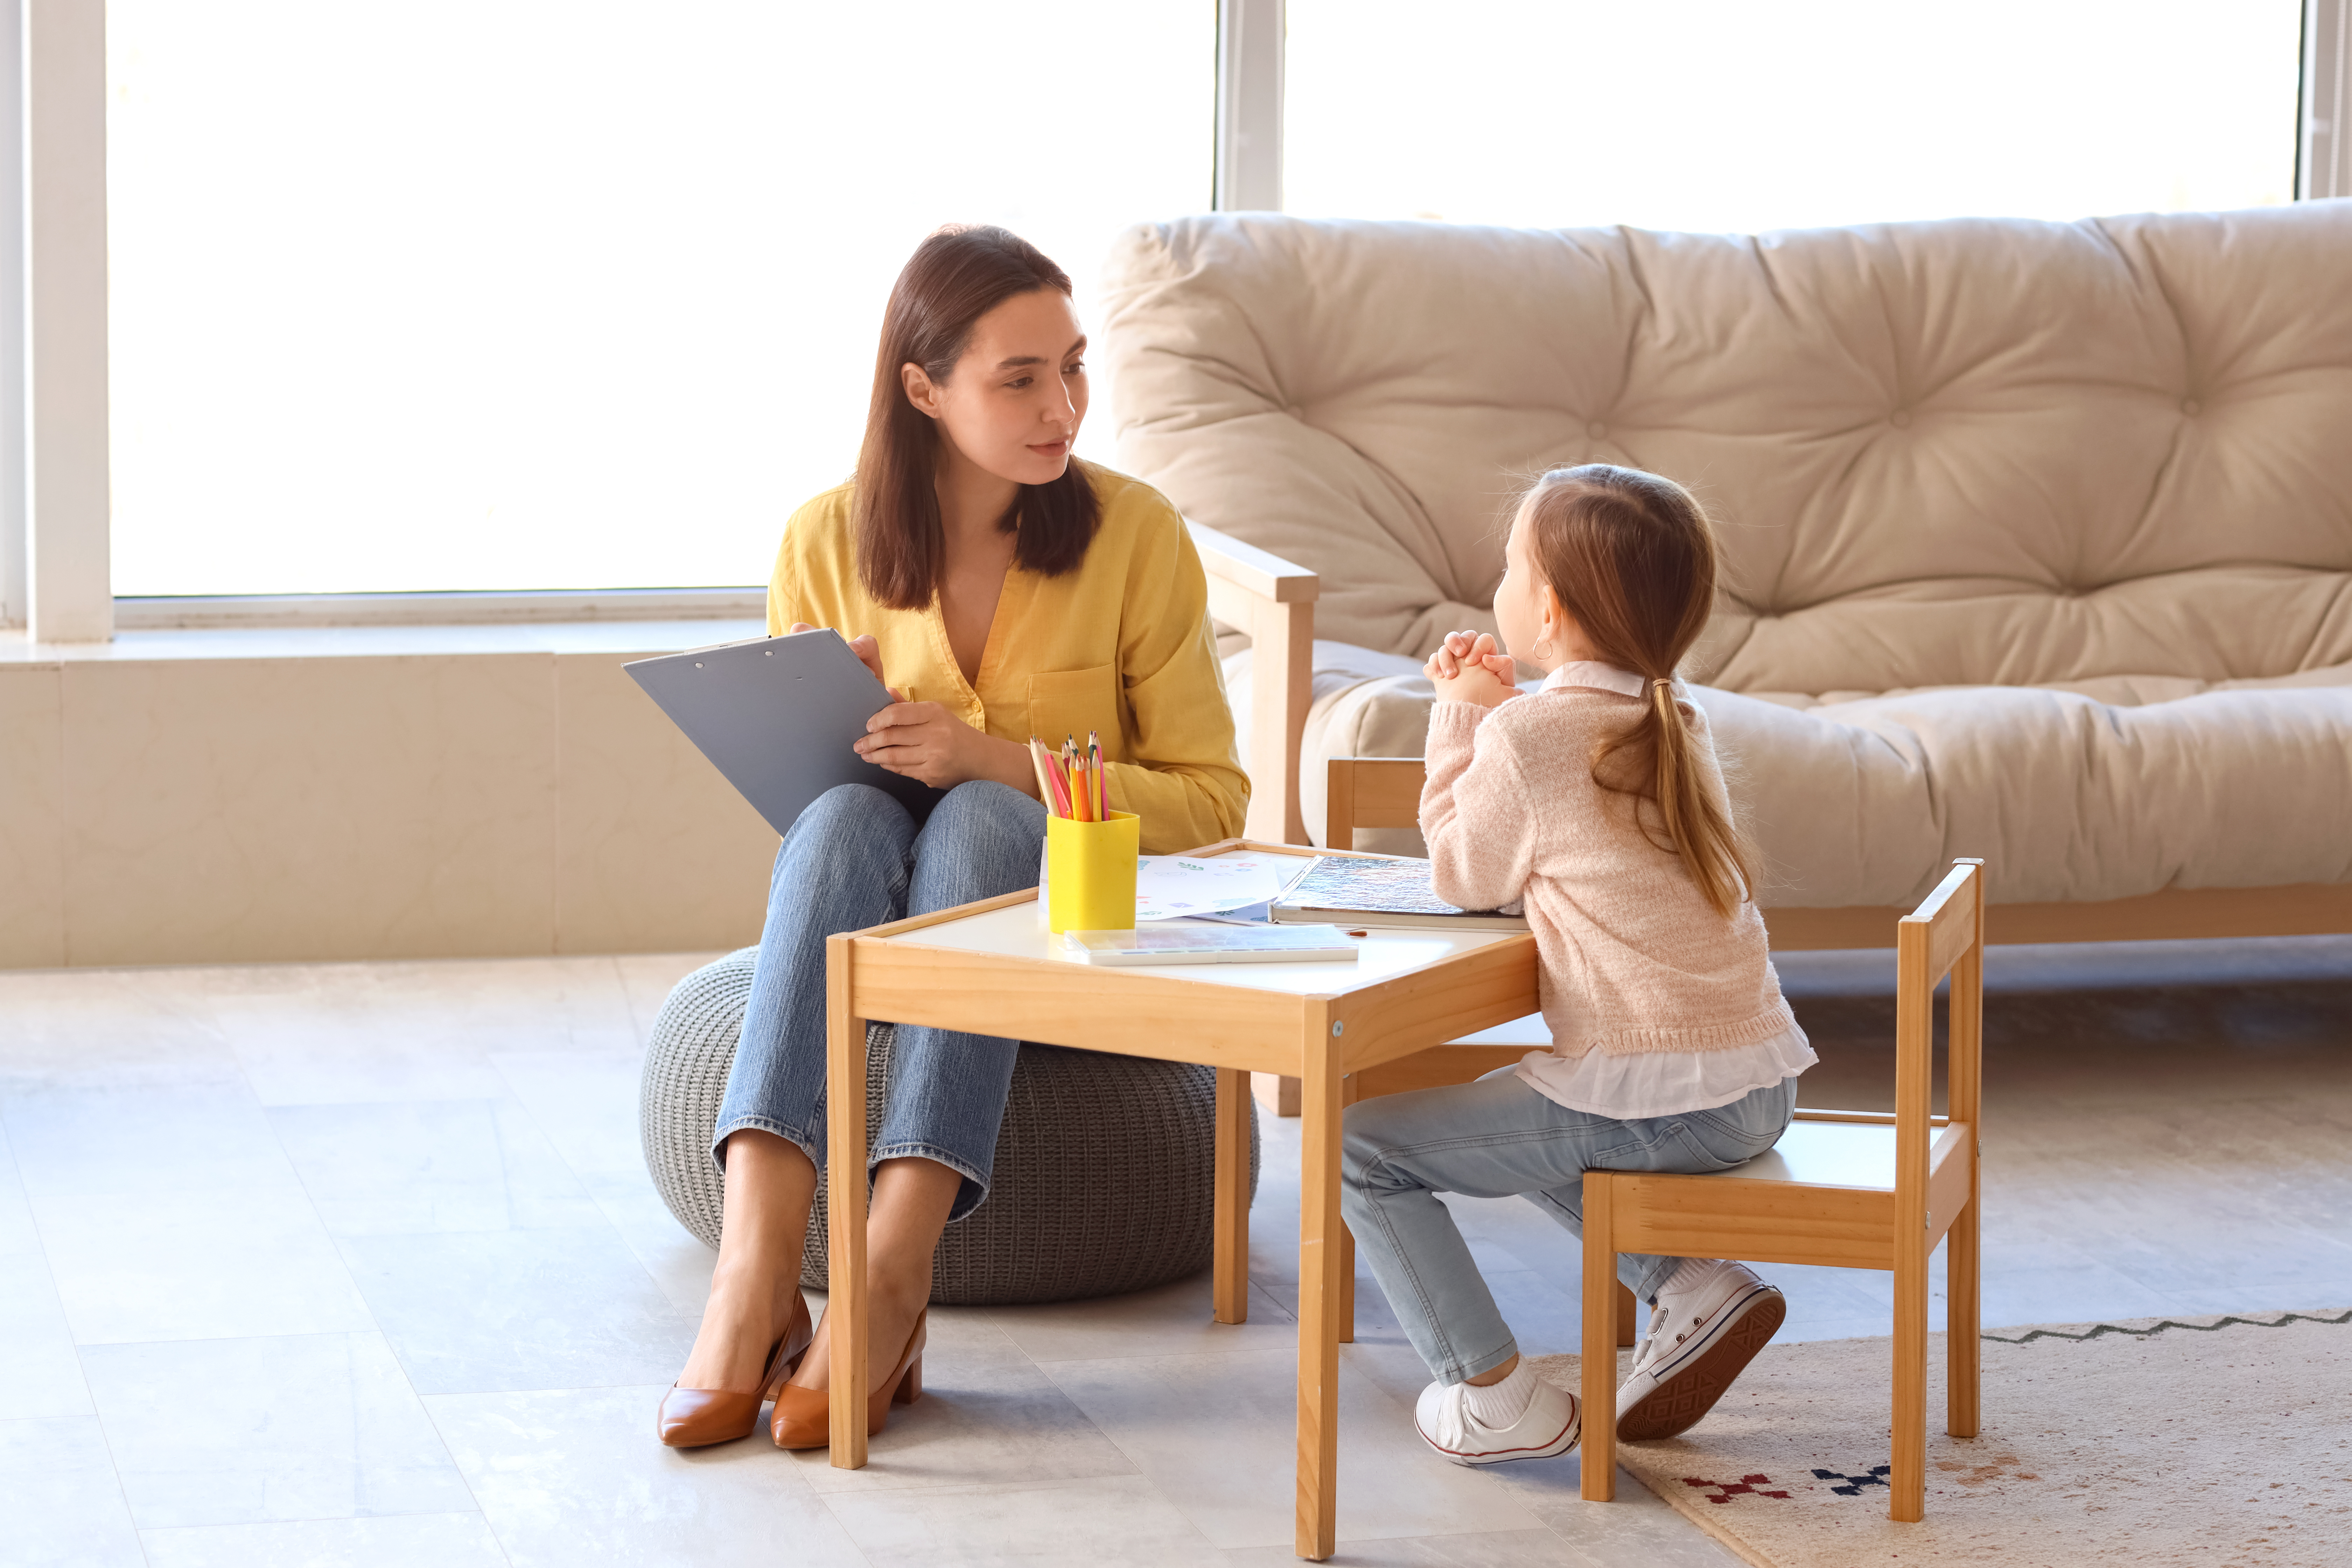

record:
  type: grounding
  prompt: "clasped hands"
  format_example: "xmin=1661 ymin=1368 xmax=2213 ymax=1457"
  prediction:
xmin=1425 ymin=630 xmax=1521 ymax=708
xmin=787 ymin=622 xmax=1033 ymax=794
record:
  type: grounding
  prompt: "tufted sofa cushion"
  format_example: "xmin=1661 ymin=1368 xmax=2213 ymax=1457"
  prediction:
xmin=1109 ymin=206 xmax=2352 ymax=906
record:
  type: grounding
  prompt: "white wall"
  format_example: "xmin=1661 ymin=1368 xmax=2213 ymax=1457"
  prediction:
xmin=0 ymin=626 xmax=777 ymax=967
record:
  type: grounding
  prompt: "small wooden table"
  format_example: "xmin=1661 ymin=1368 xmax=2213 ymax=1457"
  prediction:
xmin=821 ymin=838 xmax=1538 ymax=1561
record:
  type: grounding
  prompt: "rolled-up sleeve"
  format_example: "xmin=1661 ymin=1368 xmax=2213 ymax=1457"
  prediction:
xmin=764 ymin=499 xmax=820 ymax=636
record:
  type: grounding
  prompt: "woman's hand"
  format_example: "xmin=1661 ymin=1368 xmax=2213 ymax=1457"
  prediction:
xmin=1426 ymin=630 xmax=1519 ymax=708
xmin=789 ymin=623 xmax=1038 ymax=794
xmin=854 ymin=700 xmax=1040 ymax=794
xmin=788 ymin=622 xmax=888 ymax=690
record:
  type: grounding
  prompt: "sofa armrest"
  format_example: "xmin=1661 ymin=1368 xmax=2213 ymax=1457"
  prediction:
xmin=1189 ymin=520 xmax=1317 ymax=844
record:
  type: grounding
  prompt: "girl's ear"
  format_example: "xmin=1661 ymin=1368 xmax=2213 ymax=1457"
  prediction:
xmin=1541 ymin=582 xmax=1568 ymax=640
xmin=901 ymin=362 xmax=943 ymax=420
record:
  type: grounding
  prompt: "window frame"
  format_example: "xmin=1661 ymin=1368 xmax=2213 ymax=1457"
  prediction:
xmin=2303 ymin=0 xmax=2352 ymax=198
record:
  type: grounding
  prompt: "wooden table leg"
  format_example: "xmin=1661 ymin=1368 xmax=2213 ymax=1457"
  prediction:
xmin=1580 ymin=1171 xmax=1616 ymax=1502
xmin=825 ymin=936 xmax=870 ymax=1469
xmin=1338 ymin=1227 xmax=1357 ymax=1344
xmin=1294 ymin=1031 xmax=1343 ymax=1561
xmin=1338 ymin=1072 xmax=1359 ymax=1344
xmin=1213 ymin=1066 xmax=1251 ymax=1325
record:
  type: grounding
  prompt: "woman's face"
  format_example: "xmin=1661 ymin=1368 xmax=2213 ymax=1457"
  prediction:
xmin=905 ymin=287 xmax=1089 ymax=487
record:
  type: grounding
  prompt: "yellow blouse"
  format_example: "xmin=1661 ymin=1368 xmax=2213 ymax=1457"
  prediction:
xmin=766 ymin=463 xmax=1248 ymax=855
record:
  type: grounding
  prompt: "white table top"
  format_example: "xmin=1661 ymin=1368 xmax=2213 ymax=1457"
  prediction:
xmin=879 ymin=901 xmax=1521 ymax=999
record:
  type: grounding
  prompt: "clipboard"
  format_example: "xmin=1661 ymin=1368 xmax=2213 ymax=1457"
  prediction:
xmin=624 ymin=628 xmax=941 ymax=836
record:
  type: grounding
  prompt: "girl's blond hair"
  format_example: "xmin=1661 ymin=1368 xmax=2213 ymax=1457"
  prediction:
xmin=1519 ymin=464 xmax=1756 ymax=918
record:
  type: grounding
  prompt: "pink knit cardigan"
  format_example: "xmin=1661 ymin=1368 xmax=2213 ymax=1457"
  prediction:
xmin=1421 ymin=687 xmax=1795 ymax=1059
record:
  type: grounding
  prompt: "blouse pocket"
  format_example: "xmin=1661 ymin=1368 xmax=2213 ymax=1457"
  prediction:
xmin=1027 ymin=663 xmax=1123 ymax=756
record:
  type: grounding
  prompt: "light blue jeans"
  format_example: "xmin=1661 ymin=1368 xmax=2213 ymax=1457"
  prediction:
xmin=1341 ymin=1069 xmax=1799 ymax=1385
xmin=712 ymin=779 xmax=1048 ymax=1222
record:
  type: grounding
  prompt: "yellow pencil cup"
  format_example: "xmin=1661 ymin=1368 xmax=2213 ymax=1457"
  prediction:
xmin=1045 ymin=811 xmax=1140 ymax=934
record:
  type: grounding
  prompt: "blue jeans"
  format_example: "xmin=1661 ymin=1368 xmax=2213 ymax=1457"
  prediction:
xmin=713 ymin=779 xmax=1048 ymax=1222
xmin=1341 ymin=1069 xmax=1798 ymax=1385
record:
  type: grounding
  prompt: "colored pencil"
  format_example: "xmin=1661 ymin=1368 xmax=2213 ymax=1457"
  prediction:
xmin=1027 ymin=736 xmax=1058 ymax=812
xmin=1088 ymin=731 xmax=1104 ymax=819
xmin=1033 ymin=737 xmax=1070 ymax=818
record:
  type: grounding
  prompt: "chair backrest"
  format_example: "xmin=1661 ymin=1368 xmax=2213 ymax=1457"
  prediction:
xmin=1895 ymin=860 xmax=1985 ymax=1220
xmin=1325 ymin=756 xmax=1428 ymax=849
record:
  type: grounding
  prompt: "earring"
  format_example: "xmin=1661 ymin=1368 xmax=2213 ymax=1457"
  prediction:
xmin=1533 ymin=637 xmax=1554 ymax=660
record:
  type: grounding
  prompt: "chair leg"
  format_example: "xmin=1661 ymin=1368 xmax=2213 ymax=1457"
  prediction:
xmin=1581 ymin=1172 xmax=1617 ymax=1502
xmin=1616 ymin=1281 xmax=1638 ymax=1348
xmin=1891 ymin=1232 xmax=1928 ymax=1521
xmin=1947 ymin=1199 xmax=1981 ymax=1438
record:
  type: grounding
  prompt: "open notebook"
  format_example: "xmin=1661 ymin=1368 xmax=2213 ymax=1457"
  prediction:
xmin=1269 ymin=856 xmax=1531 ymax=932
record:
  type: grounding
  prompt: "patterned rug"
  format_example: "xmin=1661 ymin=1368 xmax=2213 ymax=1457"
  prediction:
xmin=1526 ymin=1308 xmax=2352 ymax=1568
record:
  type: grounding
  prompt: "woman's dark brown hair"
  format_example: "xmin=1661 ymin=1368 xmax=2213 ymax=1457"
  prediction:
xmin=1520 ymin=464 xmax=1758 ymax=918
xmin=853 ymin=224 xmax=1100 ymax=609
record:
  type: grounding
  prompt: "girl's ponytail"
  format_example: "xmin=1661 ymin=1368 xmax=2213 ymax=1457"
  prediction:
xmin=1644 ymin=674 xmax=1751 ymax=918
xmin=1521 ymin=467 xmax=1757 ymax=919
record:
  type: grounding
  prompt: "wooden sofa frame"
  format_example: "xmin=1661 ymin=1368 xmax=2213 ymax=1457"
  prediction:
xmin=1190 ymin=521 xmax=1318 ymax=845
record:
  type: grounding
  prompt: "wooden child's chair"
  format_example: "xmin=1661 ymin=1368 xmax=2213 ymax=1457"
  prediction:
xmin=1322 ymin=758 xmax=1985 ymax=1516
xmin=1581 ymin=856 xmax=1985 ymax=1520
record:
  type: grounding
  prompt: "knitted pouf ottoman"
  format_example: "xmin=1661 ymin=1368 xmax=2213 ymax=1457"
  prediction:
xmin=640 ymin=947 xmax=1260 ymax=1306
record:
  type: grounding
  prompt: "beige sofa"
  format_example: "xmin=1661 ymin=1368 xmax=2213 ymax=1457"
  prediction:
xmin=1105 ymin=204 xmax=2352 ymax=945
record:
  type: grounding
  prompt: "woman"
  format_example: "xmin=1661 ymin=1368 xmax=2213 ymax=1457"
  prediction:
xmin=657 ymin=225 xmax=1248 ymax=1449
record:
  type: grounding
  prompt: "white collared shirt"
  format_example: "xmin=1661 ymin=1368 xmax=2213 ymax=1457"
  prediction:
xmin=1536 ymin=660 xmax=1666 ymax=699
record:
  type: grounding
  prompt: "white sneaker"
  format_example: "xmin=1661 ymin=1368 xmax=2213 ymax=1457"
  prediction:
xmin=1414 ymin=1373 xmax=1581 ymax=1465
xmin=1616 ymin=1260 xmax=1785 ymax=1441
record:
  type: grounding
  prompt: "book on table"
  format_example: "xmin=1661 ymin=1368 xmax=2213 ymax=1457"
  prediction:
xmin=1269 ymin=856 xmax=1531 ymax=931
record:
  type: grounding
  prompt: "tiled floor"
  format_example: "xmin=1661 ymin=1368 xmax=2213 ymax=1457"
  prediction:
xmin=2 ymin=936 xmax=2347 ymax=1567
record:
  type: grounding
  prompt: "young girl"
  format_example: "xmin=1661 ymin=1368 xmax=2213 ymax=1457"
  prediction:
xmin=1340 ymin=463 xmax=1814 ymax=1465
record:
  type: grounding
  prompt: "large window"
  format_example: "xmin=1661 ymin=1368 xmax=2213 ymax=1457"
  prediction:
xmin=1286 ymin=1 xmax=2302 ymax=231
xmin=107 ymin=2 xmax=1213 ymax=597
xmin=104 ymin=2 xmax=2308 ymax=602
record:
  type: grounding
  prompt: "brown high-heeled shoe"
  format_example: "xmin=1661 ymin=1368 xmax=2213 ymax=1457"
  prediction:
xmin=770 ymin=1307 xmax=926 ymax=1450
xmin=656 ymin=1291 xmax=814 ymax=1448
